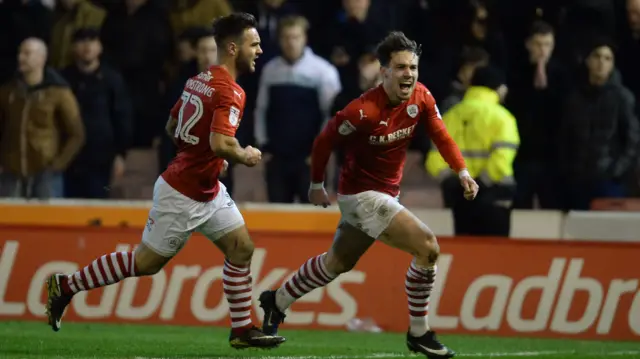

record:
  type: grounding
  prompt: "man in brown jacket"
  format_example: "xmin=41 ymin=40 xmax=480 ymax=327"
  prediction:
xmin=0 ymin=38 xmax=85 ymax=199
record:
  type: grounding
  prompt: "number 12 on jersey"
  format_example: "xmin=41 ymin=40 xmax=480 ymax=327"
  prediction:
xmin=175 ymin=91 xmax=204 ymax=145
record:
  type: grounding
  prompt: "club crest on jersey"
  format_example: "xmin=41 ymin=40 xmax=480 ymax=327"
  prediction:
xmin=407 ymin=104 xmax=419 ymax=118
xmin=338 ymin=120 xmax=357 ymax=135
xmin=229 ymin=106 xmax=240 ymax=126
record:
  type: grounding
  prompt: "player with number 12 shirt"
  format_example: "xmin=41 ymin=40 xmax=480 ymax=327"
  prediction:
xmin=44 ymin=13 xmax=285 ymax=349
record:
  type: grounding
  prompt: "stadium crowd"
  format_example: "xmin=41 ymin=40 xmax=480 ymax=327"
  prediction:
xmin=1 ymin=0 xmax=640 ymax=213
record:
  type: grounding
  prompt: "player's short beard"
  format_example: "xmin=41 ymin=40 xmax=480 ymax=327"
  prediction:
xmin=235 ymin=52 xmax=251 ymax=75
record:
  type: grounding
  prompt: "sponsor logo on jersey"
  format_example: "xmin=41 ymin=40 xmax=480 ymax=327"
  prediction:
xmin=338 ymin=121 xmax=357 ymax=135
xmin=369 ymin=124 xmax=417 ymax=145
xmin=229 ymin=106 xmax=240 ymax=127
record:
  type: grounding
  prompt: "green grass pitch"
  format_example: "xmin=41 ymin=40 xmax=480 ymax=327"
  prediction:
xmin=0 ymin=321 xmax=638 ymax=359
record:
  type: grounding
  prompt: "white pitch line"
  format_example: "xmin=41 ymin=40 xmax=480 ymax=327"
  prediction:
xmin=134 ymin=350 xmax=640 ymax=359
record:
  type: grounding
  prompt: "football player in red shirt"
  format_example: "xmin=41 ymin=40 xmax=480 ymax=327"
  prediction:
xmin=45 ymin=13 xmax=285 ymax=349
xmin=259 ymin=32 xmax=478 ymax=358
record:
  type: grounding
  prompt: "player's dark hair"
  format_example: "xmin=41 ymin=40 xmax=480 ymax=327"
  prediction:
xmin=529 ymin=20 xmax=554 ymax=38
xmin=375 ymin=31 xmax=422 ymax=67
xmin=212 ymin=12 xmax=257 ymax=45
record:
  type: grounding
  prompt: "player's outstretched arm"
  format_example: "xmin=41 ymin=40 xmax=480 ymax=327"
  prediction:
xmin=209 ymin=132 xmax=261 ymax=167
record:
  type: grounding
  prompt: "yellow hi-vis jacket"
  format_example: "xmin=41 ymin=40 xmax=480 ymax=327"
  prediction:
xmin=426 ymin=86 xmax=520 ymax=185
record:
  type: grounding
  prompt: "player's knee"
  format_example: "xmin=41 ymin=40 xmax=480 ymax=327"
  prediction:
xmin=415 ymin=230 xmax=440 ymax=265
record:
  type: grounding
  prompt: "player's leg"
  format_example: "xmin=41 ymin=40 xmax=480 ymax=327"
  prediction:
xmin=259 ymin=220 xmax=375 ymax=335
xmin=45 ymin=242 xmax=173 ymax=329
xmin=378 ymin=209 xmax=455 ymax=359
xmin=197 ymin=183 xmax=285 ymax=349
xmin=45 ymin=177 xmax=190 ymax=332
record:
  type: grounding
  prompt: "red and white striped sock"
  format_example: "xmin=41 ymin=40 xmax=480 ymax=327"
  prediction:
xmin=275 ymin=253 xmax=337 ymax=312
xmin=406 ymin=261 xmax=436 ymax=337
xmin=61 ymin=251 xmax=136 ymax=296
xmin=223 ymin=259 xmax=253 ymax=334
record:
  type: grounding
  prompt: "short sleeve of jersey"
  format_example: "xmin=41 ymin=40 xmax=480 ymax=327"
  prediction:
xmin=211 ymin=86 xmax=243 ymax=137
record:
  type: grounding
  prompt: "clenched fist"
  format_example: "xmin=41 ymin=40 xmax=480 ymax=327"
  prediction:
xmin=243 ymin=146 xmax=262 ymax=167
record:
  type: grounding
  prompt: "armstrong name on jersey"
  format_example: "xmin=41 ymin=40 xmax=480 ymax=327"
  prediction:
xmin=185 ymin=73 xmax=215 ymax=98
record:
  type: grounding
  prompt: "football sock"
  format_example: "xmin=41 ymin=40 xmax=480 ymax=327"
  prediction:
xmin=62 ymin=251 xmax=136 ymax=296
xmin=406 ymin=260 xmax=436 ymax=337
xmin=223 ymin=259 xmax=254 ymax=334
xmin=275 ymin=252 xmax=337 ymax=312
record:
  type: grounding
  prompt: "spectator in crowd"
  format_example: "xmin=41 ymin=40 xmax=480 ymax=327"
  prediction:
xmin=618 ymin=0 xmax=640 ymax=110
xmin=0 ymin=38 xmax=85 ymax=199
xmin=555 ymin=0 xmax=617 ymax=68
xmin=426 ymin=65 xmax=519 ymax=236
xmin=559 ymin=40 xmax=640 ymax=210
xmin=441 ymin=1 xmax=508 ymax=74
xmin=49 ymin=0 xmax=107 ymax=69
xmin=439 ymin=46 xmax=490 ymax=114
xmin=255 ymin=15 xmax=341 ymax=203
xmin=100 ymin=0 xmax=173 ymax=148
xmin=0 ymin=0 xmax=53 ymax=84
xmin=168 ymin=0 xmax=231 ymax=41
xmin=619 ymin=0 xmax=640 ymax=196
xmin=468 ymin=1 xmax=508 ymax=71
xmin=322 ymin=0 xmax=389 ymax=96
xmin=174 ymin=27 xmax=200 ymax=67
xmin=506 ymin=21 xmax=568 ymax=210
xmin=61 ymin=28 xmax=132 ymax=199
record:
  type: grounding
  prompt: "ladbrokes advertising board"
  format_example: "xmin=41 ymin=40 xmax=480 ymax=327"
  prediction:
xmin=0 ymin=226 xmax=638 ymax=340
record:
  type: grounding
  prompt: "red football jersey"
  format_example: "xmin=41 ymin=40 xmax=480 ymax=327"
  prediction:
xmin=162 ymin=66 xmax=246 ymax=202
xmin=310 ymin=83 xmax=465 ymax=197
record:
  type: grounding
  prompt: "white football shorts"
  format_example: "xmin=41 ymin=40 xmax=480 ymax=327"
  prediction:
xmin=141 ymin=176 xmax=245 ymax=257
xmin=337 ymin=190 xmax=404 ymax=239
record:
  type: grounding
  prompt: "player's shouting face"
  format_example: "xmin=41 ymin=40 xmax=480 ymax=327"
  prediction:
xmin=228 ymin=27 xmax=262 ymax=74
xmin=235 ymin=28 xmax=262 ymax=74
xmin=383 ymin=50 xmax=419 ymax=102
xmin=376 ymin=31 xmax=421 ymax=105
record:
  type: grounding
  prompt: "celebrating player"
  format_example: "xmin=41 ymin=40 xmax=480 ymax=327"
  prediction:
xmin=259 ymin=32 xmax=478 ymax=358
xmin=45 ymin=13 xmax=286 ymax=349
